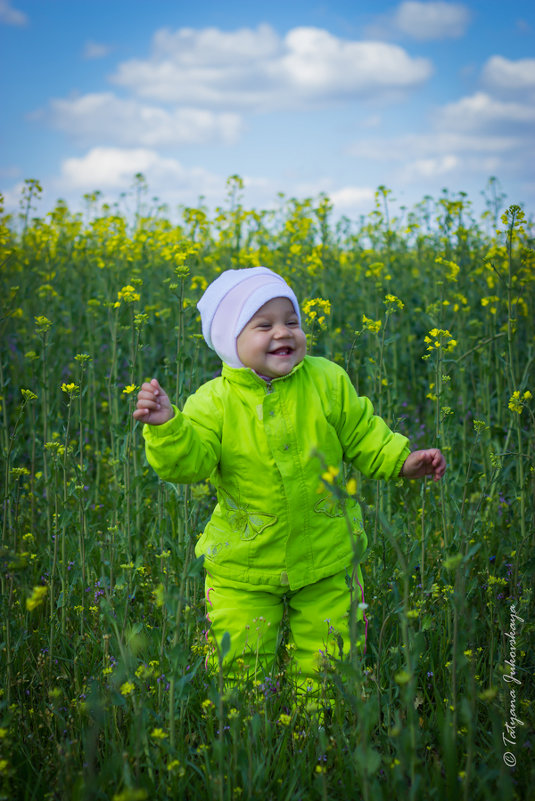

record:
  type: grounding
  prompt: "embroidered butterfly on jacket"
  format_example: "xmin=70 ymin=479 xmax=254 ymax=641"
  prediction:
xmin=219 ymin=488 xmax=277 ymax=541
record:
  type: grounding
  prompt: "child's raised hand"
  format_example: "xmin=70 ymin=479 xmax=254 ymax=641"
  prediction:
xmin=133 ymin=378 xmax=174 ymax=425
xmin=400 ymin=449 xmax=446 ymax=482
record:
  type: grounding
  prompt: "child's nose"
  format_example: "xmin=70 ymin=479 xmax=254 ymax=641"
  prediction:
xmin=273 ymin=323 xmax=292 ymax=337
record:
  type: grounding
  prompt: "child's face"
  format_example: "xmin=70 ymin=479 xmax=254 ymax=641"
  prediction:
xmin=236 ymin=297 xmax=306 ymax=378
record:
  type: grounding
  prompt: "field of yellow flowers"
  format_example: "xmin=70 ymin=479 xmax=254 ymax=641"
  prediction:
xmin=1 ymin=177 xmax=533 ymax=800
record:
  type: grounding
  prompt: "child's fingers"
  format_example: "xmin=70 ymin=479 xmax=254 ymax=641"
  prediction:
xmin=136 ymin=397 xmax=160 ymax=412
xmin=137 ymin=388 xmax=160 ymax=401
xmin=150 ymin=377 xmax=163 ymax=396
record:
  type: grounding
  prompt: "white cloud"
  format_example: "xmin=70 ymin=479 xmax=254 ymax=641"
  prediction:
xmin=346 ymin=89 xmax=534 ymax=189
xmin=83 ymin=41 xmax=113 ymax=60
xmin=60 ymin=147 xmax=157 ymax=190
xmin=42 ymin=92 xmax=243 ymax=147
xmin=393 ymin=2 xmax=470 ymax=40
xmin=40 ymin=148 xmax=377 ymax=219
xmin=110 ymin=24 xmax=432 ymax=109
xmin=398 ymin=153 xmax=504 ymax=185
xmin=329 ymin=186 xmax=375 ymax=209
xmin=57 ymin=147 xmax=226 ymax=200
xmin=0 ymin=0 xmax=27 ymax=25
xmin=1 ymin=181 xmax=27 ymax=215
xmin=152 ymin=23 xmax=280 ymax=64
xmin=482 ymin=55 xmax=535 ymax=93
xmin=436 ymin=91 xmax=535 ymax=133
xmin=347 ymin=132 xmax=510 ymax=161
xmin=399 ymin=154 xmax=460 ymax=180
xmin=367 ymin=2 xmax=470 ymax=42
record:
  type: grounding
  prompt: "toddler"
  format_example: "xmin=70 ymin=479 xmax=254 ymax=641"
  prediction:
xmin=134 ymin=267 xmax=446 ymax=698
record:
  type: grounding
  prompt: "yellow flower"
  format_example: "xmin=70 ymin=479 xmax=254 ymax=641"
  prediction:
xmin=513 ymin=296 xmax=528 ymax=316
xmin=167 ymin=760 xmax=185 ymax=777
xmin=201 ymin=698 xmax=214 ymax=713
xmin=422 ymin=328 xmax=457 ymax=358
xmin=508 ymin=390 xmax=531 ymax=414
xmin=152 ymin=583 xmax=164 ymax=607
xmin=365 ymin=261 xmax=384 ymax=279
xmin=61 ymin=382 xmax=79 ymax=395
xmin=191 ymin=276 xmax=208 ymax=291
xmin=150 ymin=728 xmax=167 ymax=740
xmin=133 ymin=313 xmax=148 ymax=330
xmin=34 ymin=315 xmax=52 ymax=333
xmin=321 ymin=465 xmax=339 ymax=484
xmin=278 ymin=713 xmax=292 ymax=726
xmin=362 ymin=314 xmax=382 ymax=333
xmin=117 ymin=285 xmax=141 ymax=303
xmin=474 ymin=420 xmax=489 ymax=434
xmin=120 ymin=681 xmax=135 ymax=696
xmin=346 ymin=478 xmax=357 ymax=495
xmin=11 ymin=467 xmax=30 ymax=477
xmin=384 ymin=294 xmax=404 ymax=310
xmin=435 ymin=256 xmax=460 ymax=282
xmin=26 ymin=585 xmax=48 ymax=611
xmin=481 ymin=295 xmax=500 ymax=314
xmin=122 ymin=385 xmax=138 ymax=395
xmin=302 ymin=298 xmax=331 ymax=329
xmin=20 ymin=388 xmax=38 ymax=401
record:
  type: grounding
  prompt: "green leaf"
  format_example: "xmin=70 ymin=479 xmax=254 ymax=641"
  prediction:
xmin=354 ymin=745 xmax=381 ymax=775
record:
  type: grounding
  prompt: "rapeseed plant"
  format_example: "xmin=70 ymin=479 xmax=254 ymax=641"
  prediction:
xmin=0 ymin=183 xmax=532 ymax=801
xmin=26 ymin=585 xmax=47 ymax=611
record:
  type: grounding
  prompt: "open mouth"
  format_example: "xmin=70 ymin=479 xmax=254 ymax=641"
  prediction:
xmin=269 ymin=347 xmax=293 ymax=356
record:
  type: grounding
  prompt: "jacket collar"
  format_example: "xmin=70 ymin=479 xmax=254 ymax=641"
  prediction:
xmin=221 ymin=356 xmax=306 ymax=388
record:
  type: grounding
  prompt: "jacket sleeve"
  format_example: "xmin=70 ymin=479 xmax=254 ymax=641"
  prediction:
xmin=142 ymin=381 xmax=222 ymax=483
xmin=331 ymin=364 xmax=410 ymax=480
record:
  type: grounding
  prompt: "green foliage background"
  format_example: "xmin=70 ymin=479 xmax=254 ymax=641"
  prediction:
xmin=1 ymin=177 xmax=534 ymax=800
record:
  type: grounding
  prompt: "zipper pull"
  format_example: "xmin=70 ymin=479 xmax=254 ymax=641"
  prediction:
xmin=266 ymin=381 xmax=273 ymax=394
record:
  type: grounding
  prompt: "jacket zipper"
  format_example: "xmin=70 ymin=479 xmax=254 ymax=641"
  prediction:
xmin=266 ymin=381 xmax=273 ymax=394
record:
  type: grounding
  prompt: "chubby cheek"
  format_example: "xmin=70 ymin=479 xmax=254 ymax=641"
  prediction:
xmin=237 ymin=333 xmax=267 ymax=364
xmin=296 ymin=330 xmax=307 ymax=356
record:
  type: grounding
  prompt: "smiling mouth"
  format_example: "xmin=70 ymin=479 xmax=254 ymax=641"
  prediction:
xmin=269 ymin=347 xmax=293 ymax=356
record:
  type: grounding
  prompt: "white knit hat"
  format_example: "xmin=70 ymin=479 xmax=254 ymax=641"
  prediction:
xmin=197 ymin=267 xmax=301 ymax=368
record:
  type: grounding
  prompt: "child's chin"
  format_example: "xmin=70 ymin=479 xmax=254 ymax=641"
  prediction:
xmin=266 ymin=357 xmax=301 ymax=377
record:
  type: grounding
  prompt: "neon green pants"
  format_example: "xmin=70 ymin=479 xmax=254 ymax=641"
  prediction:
xmin=204 ymin=567 xmax=367 ymax=697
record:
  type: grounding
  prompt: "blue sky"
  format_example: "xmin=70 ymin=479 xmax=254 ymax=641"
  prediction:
xmin=1 ymin=0 xmax=534 ymax=221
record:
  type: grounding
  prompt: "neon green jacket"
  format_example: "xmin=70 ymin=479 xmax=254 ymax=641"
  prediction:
xmin=143 ymin=355 xmax=410 ymax=590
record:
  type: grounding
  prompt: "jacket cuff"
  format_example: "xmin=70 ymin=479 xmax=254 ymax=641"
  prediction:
xmin=142 ymin=405 xmax=181 ymax=441
xmin=395 ymin=446 xmax=411 ymax=478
